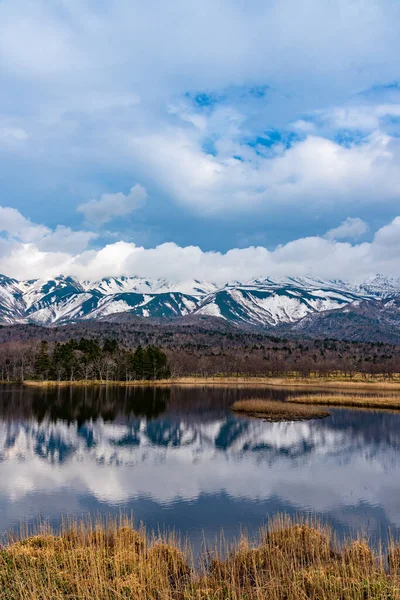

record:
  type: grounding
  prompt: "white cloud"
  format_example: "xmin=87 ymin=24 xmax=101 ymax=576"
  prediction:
xmin=0 ymin=206 xmax=97 ymax=254
xmin=2 ymin=0 xmax=400 ymax=253
xmin=326 ymin=217 xmax=369 ymax=240
xmin=290 ymin=119 xmax=316 ymax=133
xmin=0 ymin=206 xmax=49 ymax=242
xmin=1 ymin=206 xmax=400 ymax=283
xmin=38 ymin=226 xmax=98 ymax=254
xmin=77 ymin=184 xmax=147 ymax=226
xmin=127 ymin=127 xmax=400 ymax=214
xmin=319 ymin=103 xmax=400 ymax=131
xmin=0 ymin=126 xmax=29 ymax=144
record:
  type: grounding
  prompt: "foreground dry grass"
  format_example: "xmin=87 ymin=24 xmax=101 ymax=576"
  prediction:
xmin=290 ymin=394 xmax=400 ymax=409
xmin=2 ymin=516 xmax=400 ymax=599
xmin=231 ymin=398 xmax=330 ymax=421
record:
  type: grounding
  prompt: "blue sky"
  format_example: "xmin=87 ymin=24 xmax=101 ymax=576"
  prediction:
xmin=1 ymin=0 xmax=400 ymax=282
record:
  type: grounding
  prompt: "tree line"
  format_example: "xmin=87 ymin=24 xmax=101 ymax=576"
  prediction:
xmin=0 ymin=338 xmax=170 ymax=382
xmin=0 ymin=332 xmax=400 ymax=382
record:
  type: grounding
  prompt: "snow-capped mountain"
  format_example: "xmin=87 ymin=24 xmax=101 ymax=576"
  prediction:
xmin=0 ymin=273 xmax=398 ymax=328
xmin=196 ymin=277 xmax=363 ymax=326
xmin=358 ymin=274 xmax=400 ymax=297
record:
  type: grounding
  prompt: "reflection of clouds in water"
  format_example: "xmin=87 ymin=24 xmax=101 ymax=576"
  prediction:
xmin=1 ymin=413 xmax=400 ymax=532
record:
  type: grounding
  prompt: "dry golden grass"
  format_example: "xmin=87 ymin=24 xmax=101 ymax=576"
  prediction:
xmin=231 ymin=398 xmax=330 ymax=421
xmin=290 ymin=394 xmax=400 ymax=409
xmin=1 ymin=515 xmax=400 ymax=599
xmin=21 ymin=374 xmax=400 ymax=390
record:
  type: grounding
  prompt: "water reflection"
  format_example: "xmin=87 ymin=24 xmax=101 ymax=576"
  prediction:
xmin=0 ymin=384 xmax=400 ymax=549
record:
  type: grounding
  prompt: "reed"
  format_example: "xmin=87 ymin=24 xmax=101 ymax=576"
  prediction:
xmin=231 ymin=398 xmax=330 ymax=421
xmin=1 ymin=514 xmax=400 ymax=599
xmin=20 ymin=375 xmax=400 ymax=390
xmin=290 ymin=394 xmax=400 ymax=409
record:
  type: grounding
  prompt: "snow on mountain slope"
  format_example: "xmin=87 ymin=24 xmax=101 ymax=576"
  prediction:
xmin=196 ymin=282 xmax=363 ymax=326
xmin=83 ymin=277 xmax=217 ymax=297
xmin=25 ymin=293 xmax=98 ymax=325
xmin=0 ymin=275 xmax=26 ymax=324
xmin=0 ymin=273 xmax=398 ymax=327
xmin=358 ymin=274 xmax=400 ymax=297
xmin=18 ymin=276 xmax=85 ymax=310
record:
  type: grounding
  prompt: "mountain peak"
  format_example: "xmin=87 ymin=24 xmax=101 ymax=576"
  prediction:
xmin=0 ymin=273 xmax=399 ymax=330
xmin=358 ymin=274 xmax=400 ymax=297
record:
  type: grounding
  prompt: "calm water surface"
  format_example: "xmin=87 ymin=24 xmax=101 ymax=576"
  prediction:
xmin=0 ymin=384 xmax=399 ymax=549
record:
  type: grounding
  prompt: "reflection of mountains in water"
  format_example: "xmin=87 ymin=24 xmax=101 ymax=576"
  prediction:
xmin=1 ymin=385 xmax=400 ymax=467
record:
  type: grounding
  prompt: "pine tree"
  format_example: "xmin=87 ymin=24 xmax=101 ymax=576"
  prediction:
xmin=34 ymin=341 xmax=52 ymax=380
xmin=132 ymin=345 xmax=145 ymax=379
xmin=146 ymin=346 xmax=171 ymax=379
xmin=103 ymin=339 xmax=118 ymax=354
xmin=53 ymin=341 xmax=78 ymax=380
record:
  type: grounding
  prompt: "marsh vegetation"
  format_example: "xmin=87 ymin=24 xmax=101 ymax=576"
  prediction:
xmin=2 ymin=515 xmax=400 ymax=599
xmin=290 ymin=394 xmax=400 ymax=410
xmin=231 ymin=398 xmax=330 ymax=421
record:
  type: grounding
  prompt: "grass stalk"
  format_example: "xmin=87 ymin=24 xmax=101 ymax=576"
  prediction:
xmin=1 ymin=514 xmax=400 ymax=599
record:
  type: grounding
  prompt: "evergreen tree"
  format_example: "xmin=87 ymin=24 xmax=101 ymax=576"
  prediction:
xmin=142 ymin=346 xmax=153 ymax=379
xmin=34 ymin=341 xmax=52 ymax=380
xmin=103 ymin=339 xmax=118 ymax=354
xmin=53 ymin=341 xmax=78 ymax=380
xmin=78 ymin=338 xmax=102 ymax=361
xmin=132 ymin=345 xmax=145 ymax=379
xmin=147 ymin=345 xmax=170 ymax=379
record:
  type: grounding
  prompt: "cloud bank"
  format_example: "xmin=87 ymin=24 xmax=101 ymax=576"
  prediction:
xmin=0 ymin=205 xmax=399 ymax=283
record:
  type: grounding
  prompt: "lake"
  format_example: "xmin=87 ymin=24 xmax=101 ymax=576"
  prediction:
xmin=0 ymin=384 xmax=399 ymax=551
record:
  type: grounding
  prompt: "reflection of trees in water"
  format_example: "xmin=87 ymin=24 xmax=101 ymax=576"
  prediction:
xmin=0 ymin=385 xmax=288 ymax=426
xmin=2 ymin=386 xmax=400 ymax=458
xmin=165 ymin=386 xmax=289 ymax=418
xmin=0 ymin=386 xmax=170 ymax=424
xmin=2 ymin=387 xmax=400 ymax=475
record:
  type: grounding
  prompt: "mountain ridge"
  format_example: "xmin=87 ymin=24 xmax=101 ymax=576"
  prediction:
xmin=0 ymin=274 xmax=400 ymax=339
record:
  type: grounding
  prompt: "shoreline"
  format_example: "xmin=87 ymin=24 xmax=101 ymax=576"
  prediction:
xmin=13 ymin=375 xmax=400 ymax=390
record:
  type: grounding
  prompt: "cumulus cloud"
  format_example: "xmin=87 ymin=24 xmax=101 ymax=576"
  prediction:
xmin=325 ymin=217 xmax=369 ymax=240
xmin=0 ymin=206 xmax=97 ymax=254
xmin=0 ymin=206 xmax=400 ymax=283
xmin=77 ymin=185 xmax=147 ymax=226
xmin=0 ymin=206 xmax=49 ymax=242
xmin=37 ymin=226 xmax=98 ymax=254
xmin=127 ymin=127 xmax=400 ymax=214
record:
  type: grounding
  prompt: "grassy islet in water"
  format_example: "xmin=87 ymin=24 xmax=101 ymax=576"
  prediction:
xmin=231 ymin=398 xmax=330 ymax=421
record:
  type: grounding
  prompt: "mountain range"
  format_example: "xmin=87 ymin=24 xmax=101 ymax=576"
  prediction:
xmin=1 ymin=273 xmax=400 ymax=341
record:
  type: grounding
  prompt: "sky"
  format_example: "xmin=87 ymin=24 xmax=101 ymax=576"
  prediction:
xmin=1 ymin=0 xmax=400 ymax=282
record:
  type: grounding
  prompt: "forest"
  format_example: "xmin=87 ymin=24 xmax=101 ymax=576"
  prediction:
xmin=0 ymin=338 xmax=171 ymax=382
xmin=0 ymin=319 xmax=399 ymax=381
